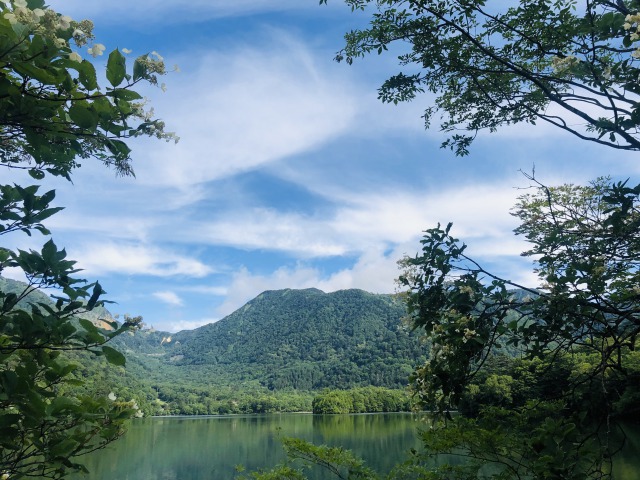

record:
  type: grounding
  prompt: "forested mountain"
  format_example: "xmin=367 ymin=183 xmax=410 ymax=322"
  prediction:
xmin=1 ymin=277 xmax=428 ymax=413
xmin=118 ymin=288 xmax=427 ymax=391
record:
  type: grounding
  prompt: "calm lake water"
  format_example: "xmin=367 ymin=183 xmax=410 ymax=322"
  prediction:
xmin=73 ymin=413 xmax=422 ymax=479
xmin=72 ymin=413 xmax=639 ymax=479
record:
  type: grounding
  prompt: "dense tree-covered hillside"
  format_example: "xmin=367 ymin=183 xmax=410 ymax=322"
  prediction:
xmin=1 ymin=279 xmax=429 ymax=414
xmin=119 ymin=288 xmax=428 ymax=391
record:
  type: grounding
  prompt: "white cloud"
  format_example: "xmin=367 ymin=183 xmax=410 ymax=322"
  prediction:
xmin=206 ymin=178 xmax=540 ymax=318
xmin=215 ymin=237 xmax=536 ymax=320
xmin=198 ymin=208 xmax=348 ymax=257
xmin=1 ymin=267 xmax=28 ymax=283
xmin=215 ymin=265 xmax=326 ymax=317
xmin=316 ymin=245 xmax=409 ymax=294
xmin=126 ymin=36 xmax=357 ymax=189
xmin=72 ymin=242 xmax=212 ymax=278
xmin=152 ymin=290 xmax=184 ymax=306
xmin=187 ymin=180 xmax=522 ymax=259
xmin=165 ymin=317 xmax=220 ymax=333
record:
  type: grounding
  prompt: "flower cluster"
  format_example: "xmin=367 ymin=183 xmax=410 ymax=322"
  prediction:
xmin=462 ymin=327 xmax=477 ymax=343
xmin=551 ymin=55 xmax=580 ymax=75
xmin=136 ymin=51 xmax=167 ymax=86
xmin=4 ymin=0 xmax=67 ymax=33
xmin=1 ymin=1 xmax=101 ymax=63
xmin=107 ymin=393 xmax=144 ymax=418
xmin=624 ymin=12 xmax=640 ymax=59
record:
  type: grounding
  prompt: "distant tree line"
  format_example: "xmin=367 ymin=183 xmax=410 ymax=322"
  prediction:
xmin=312 ymin=387 xmax=412 ymax=414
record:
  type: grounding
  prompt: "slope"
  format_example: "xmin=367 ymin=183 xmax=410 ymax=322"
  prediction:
xmin=119 ymin=288 xmax=427 ymax=391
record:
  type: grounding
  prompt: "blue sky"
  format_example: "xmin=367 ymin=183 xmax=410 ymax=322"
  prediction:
xmin=5 ymin=1 xmax=639 ymax=332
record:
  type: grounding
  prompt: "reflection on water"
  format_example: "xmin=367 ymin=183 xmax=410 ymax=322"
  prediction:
xmin=72 ymin=413 xmax=422 ymax=480
xmin=71 ymin=414 xmax=638 ymax=480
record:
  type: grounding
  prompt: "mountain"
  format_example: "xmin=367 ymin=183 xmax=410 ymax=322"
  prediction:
xmin=117 ymin=288 xmax=427 ymax=391
xmin=0 ymin=276 xmax=116 ymax=327
xmin=1 ymin=278 xmax=429 ymax=413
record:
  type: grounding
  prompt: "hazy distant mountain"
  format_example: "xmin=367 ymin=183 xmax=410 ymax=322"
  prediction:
xmin=0 ymin=276 xmax=116 ymax=328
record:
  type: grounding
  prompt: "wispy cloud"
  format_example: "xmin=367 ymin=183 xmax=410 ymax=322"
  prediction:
xmin=152 ymin=290 xmax=184 ymax=306
xmin=72 ymin=242 xmax=212 ymax=278
xmin=184 ymin=180 xmax=523 ymax=257
xmin=165 ymin=317 xmax=220 ymax=333
xmin=128 ymin=35 xmax=357 ymax=190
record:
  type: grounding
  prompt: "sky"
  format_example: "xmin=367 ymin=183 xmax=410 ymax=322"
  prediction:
xmin=4 ymin=1 xmax=639 ymax=332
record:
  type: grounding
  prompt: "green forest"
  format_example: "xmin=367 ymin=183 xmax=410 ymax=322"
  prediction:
xmin=0 ymin=281 xmax=426 ymax=416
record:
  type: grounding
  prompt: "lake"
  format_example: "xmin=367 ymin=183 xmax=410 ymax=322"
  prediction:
xmin=72 ymin=413 xmax=422 ymax=479
xmin=73 ymin=413 xmax=639 ymax=479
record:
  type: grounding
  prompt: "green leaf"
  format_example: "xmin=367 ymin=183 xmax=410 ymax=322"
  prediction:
xmin=11 ymin=22 xmax=31 ymax=39
xmin=86 ymin=281 xmax=104 ymax=310
xmin=79 ymin=318 xmax=99 ymax=334
xmin=26 ymin=0 xmax=46 ymax=8
xmin=106 ymin=49 xmax=127 ymax=87
xmin=28 ymin=169 xmax=45 ymax=180
xmin=110 ymin=88 xmax=143 ymax=101
xmin=102 ymin=346 xmax=126 ymax=366
xmin=106 ymin=139 xmax=132 ymax=158
xmin=133 ymin=57 xmax=146 ymax=81
xmin=13 ymin=61 xmax=60 ymax=85
xmin=47 ymin=397 xmax=79 ymax=416
xmin=68 ymin=103 xmax=98 ymax=130
xmin=77 ymin=60 xmax=98 ymax=90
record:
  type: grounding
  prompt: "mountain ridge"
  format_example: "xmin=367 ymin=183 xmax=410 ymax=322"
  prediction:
xmin=117 ymin=287 xmax=427 ymax=391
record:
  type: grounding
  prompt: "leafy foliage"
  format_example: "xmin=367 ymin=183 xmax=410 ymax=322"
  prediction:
xmin=322 ymin=0 xmax=640 ymax=154
xmin=395 ymin=176 xmax=640 ymax=478
xmin=0 ymin=0 xmax=172 ymax=477
xmin=398 ymin=177 xmax=639 ymax=414
xmin=0 ymin=1 xmax=175 ymax=179
xmin=236 ymin=437 xmax=380 ymax=480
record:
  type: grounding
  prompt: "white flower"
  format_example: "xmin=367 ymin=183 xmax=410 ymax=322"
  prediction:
xmin=13 ymin=0 xmax=27 ymax=8
xmin=32 ymin=8 xmax=44 ymax=20
xmin=69 ymin=51 xmax=82 ymax=63
xmin=4 ymin=12 xmax=16 ymax=24
xmin=87 ymin=43 xmax=105 ymax=57
xmin=107 ymin=392 xmax=117 ymax=401
xmin=122 ymin=48 xmax=132 ymax=54
xmin=150 ymin=50 xmax=163 ymax=61
xmin=58 ymin=15 xmax=72 ymax=30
